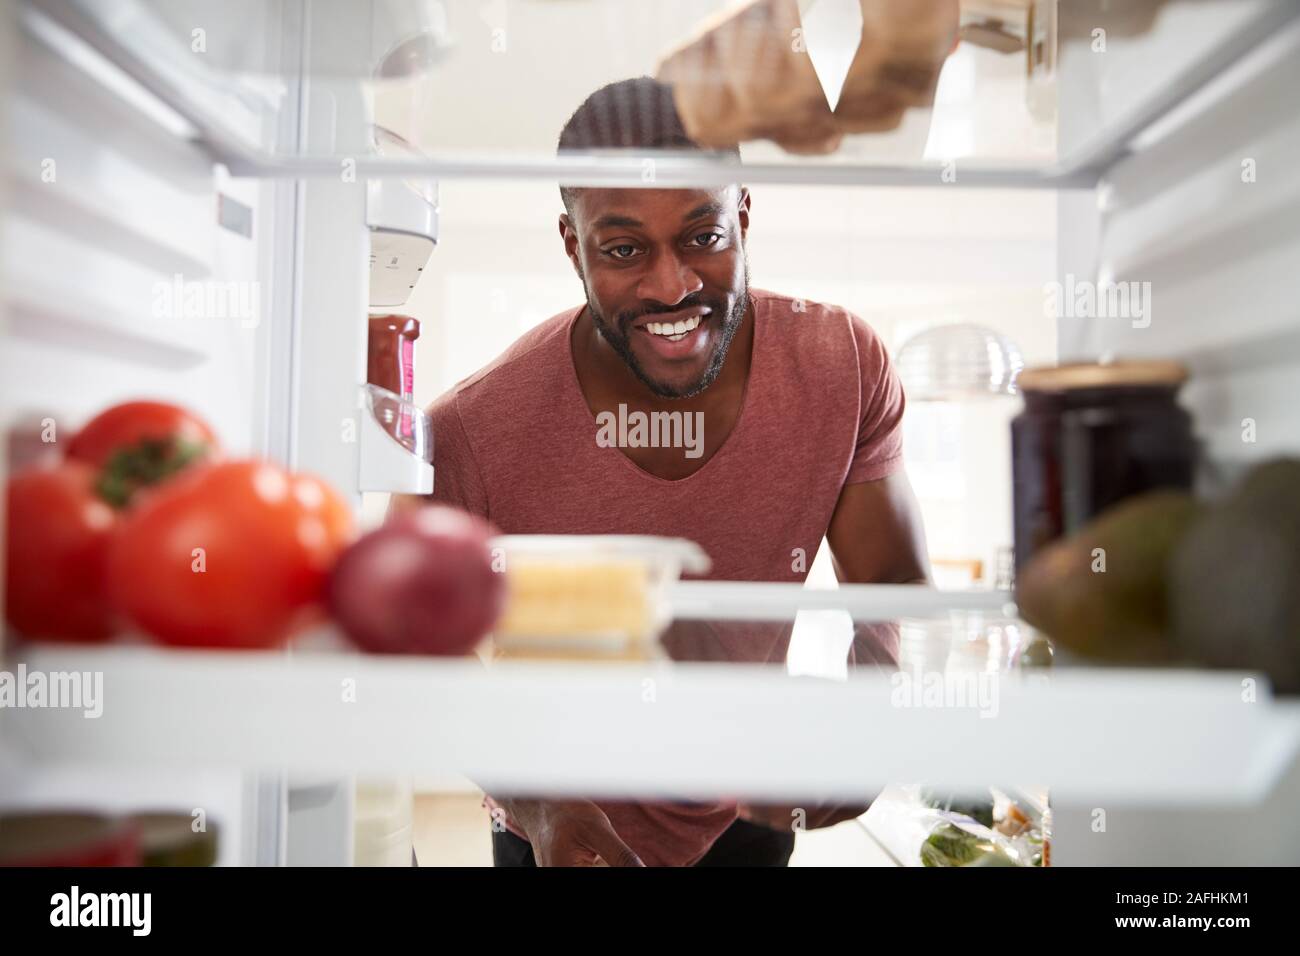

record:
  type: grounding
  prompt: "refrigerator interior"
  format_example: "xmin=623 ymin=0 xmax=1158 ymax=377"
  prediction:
xmin=1 ymin=0 xmax=1299 ymax=866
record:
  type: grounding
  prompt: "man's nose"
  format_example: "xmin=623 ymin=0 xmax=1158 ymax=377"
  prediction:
xmin=636 ymin=248 xmax=703 ymax=308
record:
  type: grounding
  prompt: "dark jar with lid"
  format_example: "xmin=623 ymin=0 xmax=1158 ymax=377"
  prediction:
xmin=1011 ymin=361 xmax=1197 ymax=574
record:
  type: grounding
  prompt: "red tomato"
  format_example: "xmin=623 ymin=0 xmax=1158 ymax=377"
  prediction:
xmin=108 ymin=460 xmax=354 ymax=649
xmin=4 ymin=462 xmax=118 ymax=643
xmin=67 ymin=401 xmax=219 ymax=507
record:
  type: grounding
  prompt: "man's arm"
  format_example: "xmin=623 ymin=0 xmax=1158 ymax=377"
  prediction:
xmin=738 ymin=473 xmax=931 ymax=832
xmin=826 ymin=472 xmax=931 ymax=585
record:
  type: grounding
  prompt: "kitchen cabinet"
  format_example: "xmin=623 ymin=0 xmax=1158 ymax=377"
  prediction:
xmin=3 ymin=0 xmax=1299 ymax=865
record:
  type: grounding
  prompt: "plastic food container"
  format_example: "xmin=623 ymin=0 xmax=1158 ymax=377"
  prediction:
xmin=489 ymin=535 xmax=711 ymax=660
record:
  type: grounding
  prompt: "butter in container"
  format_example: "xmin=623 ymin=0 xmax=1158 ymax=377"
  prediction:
xmin=488 ymin=535 xmax=711 ymax=661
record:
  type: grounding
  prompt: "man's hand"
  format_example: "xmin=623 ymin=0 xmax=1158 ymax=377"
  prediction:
xmin=498 ymin=798 xmax=645 ymax=867
xmin=656 ymin=0 xmax=959 ymax=155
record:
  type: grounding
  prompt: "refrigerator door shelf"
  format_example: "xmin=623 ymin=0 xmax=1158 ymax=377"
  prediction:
xmin=367 ymin=175 xmax=437 ymax=309
xmin=368 ymin=229 xmax=434 ymax=308
xmin=358 ymin=384 xmax=433 ymax=495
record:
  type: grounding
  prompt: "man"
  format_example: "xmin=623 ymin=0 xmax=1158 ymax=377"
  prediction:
xmin=395 ymin=77 xmax=930 ymax=867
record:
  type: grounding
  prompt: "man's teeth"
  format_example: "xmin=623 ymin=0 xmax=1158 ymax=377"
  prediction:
xmin=645 ymin=315 xmax=703 ymax=340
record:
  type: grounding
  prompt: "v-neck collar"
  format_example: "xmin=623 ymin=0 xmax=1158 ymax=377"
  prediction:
xmin=563 ymin=299 xmax=763 ymax=486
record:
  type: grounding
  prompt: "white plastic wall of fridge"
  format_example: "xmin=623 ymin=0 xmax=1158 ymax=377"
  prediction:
xmin=1055 ymin=0 xmax=1282 ymax=158
xmin=0 ymin=3 xmax=281 ymax=865
xmin=0 ymin=16 xmax=268 ymax=451
xmin=1055 ymin=0 xmax=1300 ymax=478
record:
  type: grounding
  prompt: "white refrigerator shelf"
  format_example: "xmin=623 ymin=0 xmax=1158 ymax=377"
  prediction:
xmin=5 ymin=642 xmax=1298 ymax=808
xmin=28 ymin=0 xmax=1300 ymax=189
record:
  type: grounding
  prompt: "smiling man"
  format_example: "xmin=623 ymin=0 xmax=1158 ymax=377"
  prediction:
xmin=396 ymin=77 xmax=930 ymax=867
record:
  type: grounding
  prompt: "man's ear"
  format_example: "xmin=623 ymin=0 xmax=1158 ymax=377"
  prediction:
xmin=737 ymin=186 xmax=751 ymax=241
xmin=558 ymin=213 xmax=583 ymax=278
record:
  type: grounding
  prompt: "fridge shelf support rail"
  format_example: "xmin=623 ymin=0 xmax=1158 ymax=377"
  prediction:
xmin=668 ymin=581 xmax=1015 ymax=621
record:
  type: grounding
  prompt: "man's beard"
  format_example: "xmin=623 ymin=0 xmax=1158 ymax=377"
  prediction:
xmin=583 ymin=264 xmax=750 ymax=400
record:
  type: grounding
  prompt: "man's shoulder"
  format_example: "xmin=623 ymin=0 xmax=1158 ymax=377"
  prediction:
xmin=751 ymin=288 xmax=883 ymax=356
xmin=426 ymin=305 xmax=580 ymax=423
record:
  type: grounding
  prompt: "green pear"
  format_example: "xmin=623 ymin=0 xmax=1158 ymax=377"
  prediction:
xmin=1169 ymin=459 xmax=1300 ymax=693
xmin=1015 ymin=491 xmax=1204 ymax=661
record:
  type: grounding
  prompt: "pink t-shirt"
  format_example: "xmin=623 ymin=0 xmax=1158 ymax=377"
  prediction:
xmin=424 ymin=288 xmax=906 ymax=866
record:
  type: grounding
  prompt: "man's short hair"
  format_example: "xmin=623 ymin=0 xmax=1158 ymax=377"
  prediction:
xmin=556 ymin=77 xmax=740 ymax=216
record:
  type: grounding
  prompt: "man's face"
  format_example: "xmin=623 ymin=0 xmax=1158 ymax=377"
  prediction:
xmin=560 ymin=186 xmax=751 ymax=399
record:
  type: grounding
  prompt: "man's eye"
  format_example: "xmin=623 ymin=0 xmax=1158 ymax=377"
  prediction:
xmin=607 ymin=244 xmax=639 ymax=259
xmin=691 ymin=232 xmax=722 ymax=248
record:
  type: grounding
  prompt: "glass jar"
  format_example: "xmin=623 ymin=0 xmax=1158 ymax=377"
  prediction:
xmin=1011 ymin=361 xmax=1196 ymax=574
